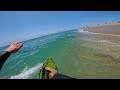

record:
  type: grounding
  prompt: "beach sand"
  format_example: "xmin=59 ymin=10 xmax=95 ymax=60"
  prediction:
xmin=83 ymin=22 xmax=120 ymax=35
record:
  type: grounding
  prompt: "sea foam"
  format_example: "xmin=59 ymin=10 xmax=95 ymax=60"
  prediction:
xmin=9 ymin=63 xmax=42 ymax=79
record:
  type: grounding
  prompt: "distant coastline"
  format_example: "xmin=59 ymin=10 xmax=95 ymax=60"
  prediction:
xmin=82 ymin=22 xmax=120 ymax=35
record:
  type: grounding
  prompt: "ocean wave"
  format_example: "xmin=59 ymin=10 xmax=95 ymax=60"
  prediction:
xmin=9 ymin=63 xmax=42 ymax=79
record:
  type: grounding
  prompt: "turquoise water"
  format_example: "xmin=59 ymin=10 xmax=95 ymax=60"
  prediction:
xmin=0 ymin=29 xmax=120 ymax=79
xmin=0 ymin=30 xmax=77 ymax=79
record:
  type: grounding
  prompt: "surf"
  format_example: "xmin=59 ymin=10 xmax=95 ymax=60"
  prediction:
xmin=9 ymin=63 xmax=42 ymax=79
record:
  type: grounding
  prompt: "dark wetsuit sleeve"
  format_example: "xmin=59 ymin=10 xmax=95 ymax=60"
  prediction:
xmin=0 ymin=51 xmax=11 ymax=70
xmin=52 ymin=74 xmax=76 ymax=79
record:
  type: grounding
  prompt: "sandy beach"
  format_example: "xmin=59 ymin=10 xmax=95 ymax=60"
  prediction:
xmin=83 ymin=22 xmax=120 ymax=35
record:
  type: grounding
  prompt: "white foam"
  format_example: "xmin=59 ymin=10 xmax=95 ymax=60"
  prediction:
xmin=9 ymin=63 xmax=42 ymax=79
xmin=98 ymin=40 xmax=111 ymax=43
xmin=78 ymin=28 xmax=120 ymax=37
xmin=97 ymin=40 xmax=119 ymax=46
xmin=79 ymin=29 xmax=120 ymax=37
xmin=79 ymin=29 xmax=88 ymax=33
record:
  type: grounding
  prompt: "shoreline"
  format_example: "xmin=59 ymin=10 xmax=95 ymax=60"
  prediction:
xmin=82 ymin=22 xmax=120 ymax=35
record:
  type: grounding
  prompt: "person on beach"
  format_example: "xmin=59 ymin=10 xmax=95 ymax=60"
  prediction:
xmin=0 ymin=42 xmax=74 ymax=79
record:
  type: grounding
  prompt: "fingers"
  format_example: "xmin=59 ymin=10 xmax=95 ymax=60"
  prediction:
xmin=45 ymin=67 xmax=54 ymax=72
xmin=12 ymin=42 xmax=23 ymax=45
xmin=19 ymin=43 xmax=23 ymax=48
xmin=45 ymin=67 xmax=58 ymax=78
xmin=6 ymin=42 xmax=24 ymax=54
xmin=12 ymin=42 xmax=23 ymax=48
xmin=12 ymin=42 xmax=19 ymax=45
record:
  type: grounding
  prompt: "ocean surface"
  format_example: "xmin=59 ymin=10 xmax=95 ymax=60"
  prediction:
xmin=0 ymin=29 xmax=120 ymax=79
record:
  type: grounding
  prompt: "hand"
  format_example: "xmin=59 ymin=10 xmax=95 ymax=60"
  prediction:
xmin=45 ymin=67 xmax=58 ymax=78
xmin=5 ymin=42 xmax=23 ymax=54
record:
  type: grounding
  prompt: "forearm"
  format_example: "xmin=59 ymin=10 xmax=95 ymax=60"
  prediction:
xmin=0 ymin=51 xmax=11 ymax=70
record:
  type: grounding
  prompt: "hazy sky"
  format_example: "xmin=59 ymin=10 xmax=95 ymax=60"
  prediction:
xmin=0 ymin=11 xmax=120 ymax=47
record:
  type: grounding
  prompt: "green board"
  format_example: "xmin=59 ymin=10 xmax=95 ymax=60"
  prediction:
xmin=38 ymin=57 xmax=58 ymax=79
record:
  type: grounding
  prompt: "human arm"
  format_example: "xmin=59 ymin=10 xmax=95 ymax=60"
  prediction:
xmin=0 ymin=42 xmax=23 ymax=70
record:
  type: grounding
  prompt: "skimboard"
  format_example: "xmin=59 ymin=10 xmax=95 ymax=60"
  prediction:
xmin=38 ymin=57 xmax=57 ymax=79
